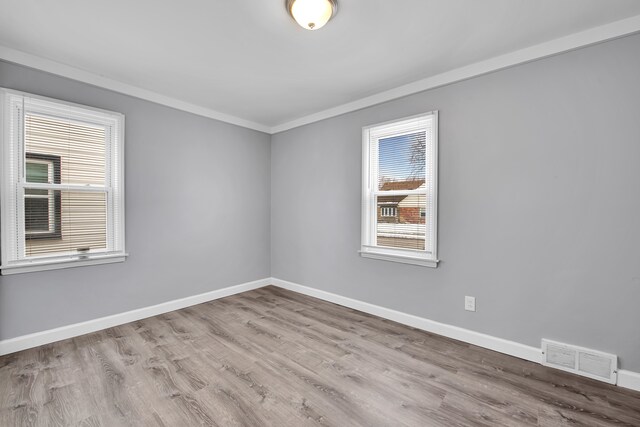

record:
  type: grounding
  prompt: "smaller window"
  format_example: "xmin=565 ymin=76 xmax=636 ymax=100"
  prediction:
xmin=24 ymin=153 xmax=61 ymax=240
xmin=361 ymin=112 xmax=439 ymax=267
xmin=381 ymin=206 xmax=397 ymax=217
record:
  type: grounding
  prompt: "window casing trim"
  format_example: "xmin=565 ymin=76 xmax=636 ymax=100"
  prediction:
xmin=0 ymin=88 xmax=126 ymax=274
xmin=360 ymin=111 xmax=439 ymax=267
xmin=0 ymin=253 xmax=128 ymax=275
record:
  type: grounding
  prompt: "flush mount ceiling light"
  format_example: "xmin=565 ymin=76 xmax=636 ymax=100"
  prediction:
xmin=286 ymin=0 xmax=338 ymax=31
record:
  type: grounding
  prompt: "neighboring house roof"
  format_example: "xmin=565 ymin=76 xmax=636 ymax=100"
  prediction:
xmin=380 ymin=179 xmax=425 ymax=191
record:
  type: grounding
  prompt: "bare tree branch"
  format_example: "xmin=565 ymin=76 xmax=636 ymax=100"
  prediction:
xmin=410 ymin=133 xmax=426 ymax=178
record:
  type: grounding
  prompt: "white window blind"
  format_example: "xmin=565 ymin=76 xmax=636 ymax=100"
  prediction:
xmin=361 ymin=112 xmax=438 ymax=267
xmin=0 ymin=89 xmax=126 ymax=274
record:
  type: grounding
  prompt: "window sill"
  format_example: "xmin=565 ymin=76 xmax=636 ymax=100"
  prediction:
xmin=359 ymin=250 xmax=439 ymax=268
xmin=0 ymin=253 xmax=128 ymax=275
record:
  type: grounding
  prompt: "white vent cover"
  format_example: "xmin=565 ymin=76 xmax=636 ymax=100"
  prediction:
xmin=541 ymin=339 xmax=617 ymax=384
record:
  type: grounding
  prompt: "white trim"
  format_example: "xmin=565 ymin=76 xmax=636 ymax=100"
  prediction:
xmin=431 ymin=112 xmax=439 ymax=260
xmin=270 ymin=14 xmax=640 ymax=133
xmin=0 ymin=90 xmax=10 ymax=266
xmin=270 ymin=277 xmax=541 ymax=363
xmin=0 ymin=253 xmax=128 ymax=275
xmin=0 ymin=45 xmax=270 ymax=134
xmin=359 ymin=250 xmax=439 ymax=268
xmin=0 ymin=277 xmax=271 ymax=355
xmin=618 ymin=370 xmax=640 ymax=393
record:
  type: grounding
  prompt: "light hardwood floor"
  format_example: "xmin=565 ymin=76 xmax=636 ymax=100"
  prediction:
xmin=1 ymin=286 xmax=639 ymax=426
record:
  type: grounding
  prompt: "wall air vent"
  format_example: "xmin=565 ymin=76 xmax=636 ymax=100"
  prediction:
xmin=541 ymin=339 xmax=617 ymax=384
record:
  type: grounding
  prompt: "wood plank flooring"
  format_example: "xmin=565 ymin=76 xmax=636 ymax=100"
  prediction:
xmin=1 ymin=286 xmax=639 ymax=426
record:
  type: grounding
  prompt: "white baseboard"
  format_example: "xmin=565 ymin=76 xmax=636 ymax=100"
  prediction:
xmin=270 ymin=277 xmax=541 ymax=363
xmin=618 ymin=370 xmax=640 ymax=393
xmin=270 ymin=277 xmax=640 ymax=393
xmin=0 ymin=277 xmax=271 ymax=356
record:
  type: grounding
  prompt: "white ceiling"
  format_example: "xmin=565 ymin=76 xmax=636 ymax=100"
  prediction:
xmin=1 ymin=0 xmax=640 ymax=132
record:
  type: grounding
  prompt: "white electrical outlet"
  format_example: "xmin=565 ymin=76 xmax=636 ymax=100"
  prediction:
xmin=465 ymin=296 xmax=476 ymax=312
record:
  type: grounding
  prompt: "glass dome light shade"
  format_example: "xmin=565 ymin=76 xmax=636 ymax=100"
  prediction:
xmin=288 ymin=0 xmax=337 ymax=31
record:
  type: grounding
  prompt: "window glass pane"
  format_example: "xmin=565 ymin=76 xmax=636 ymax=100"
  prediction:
xmin=376 ymin=195 xmax=426 ymax=250
xmin=25 ymin=197 xmax=50 ymax=232
xmin=25 ymin=160 xmax=51 ymax=196
xmin=24 ymin=191 xmax=107 ymax=257
xmin=25 ymin=188 xmax=48 ymax=196
xmin=25 ymin=188 xmax=59 ymax=238
xmin=25 ymin=114 xmax=106 ymax=186
xmin=378 ymin=131 xmax=426 ymax=191
xmin=26 ymin=162 xmax=49 ymax=183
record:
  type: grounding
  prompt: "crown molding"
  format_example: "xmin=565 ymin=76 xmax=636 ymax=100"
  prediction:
xmin=0 ymin=45 xmax=271 ymax=133
xmin=270 ymin=14 xmax=640 ymax=134
xmin=2 ymin=14 xmax=640 ymax=135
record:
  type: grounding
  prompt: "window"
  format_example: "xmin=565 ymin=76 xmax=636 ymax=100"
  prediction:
xmin=0 ymin=89 xmax=126 ymax=274
xmin=25 ymin=153 xmax=61 ymax=239
xmin=380 ymin=206 xmax=397 ymax=217
xmin=361 ymin=112 xmax=438 ymax=267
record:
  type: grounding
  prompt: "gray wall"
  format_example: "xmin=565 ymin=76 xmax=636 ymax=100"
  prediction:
xmin=0 ymin=60 xmax=271 ymax=340
xmin=271 ymin=34 xmax=640 ymax=371
xmin=2 ymin=34 xmax=639 ymax=372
